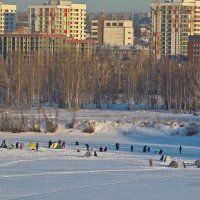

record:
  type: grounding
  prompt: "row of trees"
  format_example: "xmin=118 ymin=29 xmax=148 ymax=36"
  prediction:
xmin=0 ymin=50 xmax=199 ymax=111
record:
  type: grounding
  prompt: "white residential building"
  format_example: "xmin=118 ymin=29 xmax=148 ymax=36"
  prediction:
xmin=29 ymin=0 xmax=86 ymax=40
xmin=150 ymin=0 xmax=200 ymax=58
xmin=0 ymin=2 xmax=16 ymax=34
xmin=91 ymin=19 xmax=134 ymax=46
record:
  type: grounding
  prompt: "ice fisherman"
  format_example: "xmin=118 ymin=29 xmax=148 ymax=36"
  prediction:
xmin=62 ymin=141 xmax=66 ymax=148
xmin=0 ymin=140 xmax=6 ymax=148
xmin=115 ymin=143 xmax=119 ymax=150
xmin=85 ymin=144 xmax=89 ymax=150
xmin=36 ymin=142 xmax=39 ymax=151
xmin=94 ymin=151 xmax=98 ymax=157
xmin=130 ymin=145 xmax=134 ymax=152
xmin=179 ymin=146 xmax=182 ymax=155
xmin=16 ymin=142 xmax=19 ymax=149
xmin=159 ymin=149 xmax=163 ymax=155
xmin=48 ymin=140 xmax=52 ymax=148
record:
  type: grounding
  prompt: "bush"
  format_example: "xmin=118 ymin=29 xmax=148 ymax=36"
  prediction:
xmin=66 ymin=111 xmax=76 ymax=129
xmin=43 ymin=109 xmax=59 ymax=133
xmin=186 ymin=124 xmax=199 ymax=136
xmin=82 ymin=122 xmax=96 ymax=133
xmin=0 ymin=110 xmax=29 ymax=133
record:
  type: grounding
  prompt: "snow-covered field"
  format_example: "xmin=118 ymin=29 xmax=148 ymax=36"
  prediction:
xmin=1 ymin=110 xmax=200 ymax=200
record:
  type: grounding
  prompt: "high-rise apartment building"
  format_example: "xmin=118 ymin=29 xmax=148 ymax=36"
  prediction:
xmin=0 ymin=2 xmax=16 ymax=34
xmin=150 ymin=0 xmax=200 ymax=58
xmin=29 ymin=0 xmax=86 ymax=40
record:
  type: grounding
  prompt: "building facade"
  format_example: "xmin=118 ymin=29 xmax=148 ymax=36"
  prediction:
xmin=0 ymin=34 xmax=96 ymax=62
xmin=29 ymin=0 xmax=86 ymax=40
xmin=0 ymin=2 xmax=16 ymax=34
xmin=91 ymin=19 xmax=134 ymax=46
xmin=150 ymin=0 xmax=200 ymax=58
xmin=188 ymin=35 xmax=200 ymax=63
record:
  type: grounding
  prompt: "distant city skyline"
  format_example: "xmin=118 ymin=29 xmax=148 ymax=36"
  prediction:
xmin=5 ymin=0 xmax=151 ymax=12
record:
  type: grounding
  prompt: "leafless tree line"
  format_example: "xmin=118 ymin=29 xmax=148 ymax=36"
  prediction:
xmin=0 ymin=50 xmax=200 ymax=112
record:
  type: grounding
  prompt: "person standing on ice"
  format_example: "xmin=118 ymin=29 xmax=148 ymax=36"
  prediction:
xmin=179 ymin=146 xmax=182 ymax=155
xmin=16 ymin=142 xmax=19 ymax=149
xmin=130 ymin=145 xmax=134 ymax=152
xmin=36 ymin=142 xmax=39 ymax=151
xmin=115 ymin=143 xmax=119 ymax=150
xmin=48 ymin=140 xmax=52 ymax=148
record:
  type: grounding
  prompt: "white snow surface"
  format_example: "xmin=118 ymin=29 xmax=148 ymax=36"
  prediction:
xmin=0 ymin=110 xmax=200 ymax=200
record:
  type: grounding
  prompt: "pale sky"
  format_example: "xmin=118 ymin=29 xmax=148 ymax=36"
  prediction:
xmin=5 ymin=0 xmax=152 ymax=12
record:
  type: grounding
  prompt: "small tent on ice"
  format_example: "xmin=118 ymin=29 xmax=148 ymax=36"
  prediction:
xmin=29 ymin=142 xmax=35 ymax=150
xmin=85 ymin=151 xmax=92 ymax=157
xmin=195 ymin=160 xmax=200 ymax=167
xmin=169 ymin=161 xmax=179 ymax=168
xmin=7 ymin=144 xmax=14 ymax=149
xmin=50 ymin=142 xmax=63 ymax=149
xmin=50 ymin=142 xmax=58 ymax=149
xmin=160 ymin=155 xmax=172 ymax=163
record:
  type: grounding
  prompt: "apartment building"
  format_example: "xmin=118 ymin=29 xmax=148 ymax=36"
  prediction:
xmin=0 ymin=34 xmax=96 ymax=62
xmin=0 ymin=2 xmax=16 ymax=34
xmin=188 ymin=35 xmax=200 ymax=63
xmin=29 ymin=0 xmax=86 ymax=40
xmin=150 ymin=0 xmax=200 ymax=58
xmin=91 ymin=18 xmax=134 ymax=46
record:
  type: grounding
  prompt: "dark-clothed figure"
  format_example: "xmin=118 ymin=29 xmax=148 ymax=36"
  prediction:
xmin=58 ymin=139 xmax=62 ymax=145
xmin=94 ymin=151 xmax=98 ymax=157
xmin=143 ymin=146 xmax=147 ymax=153
xmin=0 ymin=140 xmax=6 ymax=148
xmin=48 ymin=140 xmax=52 ymax=148
xmin=115 ymin=143 xmax=120 ymax=150
xmin=130 ymin=145 xmax=134 ymax=152
xmin=75 ymin=141 xmax=79 ymax=145
xmin=16 ymin=142 xmax=19 ymax=149
xmin=36 ymin=142 xmax=39 ymax=151
xmin=62 ymin=141 xmax=66 ymax=148
xmin=85 ymin=144 xmax=89 ymax=150
xmin=99 ymin=147 xmax=103 ymax=152
xmin=104 ymin=146 xmax=107 ymax=152
xmin=179 ymin=146 xmax=182 ymax=155
xmin=159 ymin=149 xmax=163 ymax=155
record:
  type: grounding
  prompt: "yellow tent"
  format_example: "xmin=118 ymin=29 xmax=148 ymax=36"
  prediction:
xmin=50 ymin=142 xmax=58 ymax=149
xmin=29 ymin=142 xmax=35 ymax=150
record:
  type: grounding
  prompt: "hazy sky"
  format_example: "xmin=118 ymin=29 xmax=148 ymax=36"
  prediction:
xmin=5 ymin=0 xmax=152 ymax=12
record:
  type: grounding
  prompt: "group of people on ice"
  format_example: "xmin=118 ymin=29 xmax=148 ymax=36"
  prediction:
xmin=0 ymin=139 xmax=184 ymax=158
xmin=0 ymin=140 xmax=24 ymax=149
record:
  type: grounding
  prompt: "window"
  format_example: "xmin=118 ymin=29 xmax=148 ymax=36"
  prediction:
xmin=106 ymin=23 xmax=111 ymax=26
xmin=112 ymin=23 xmax=117 ymax=26
xmin=119 ymin=23 xmax=123 ymax=26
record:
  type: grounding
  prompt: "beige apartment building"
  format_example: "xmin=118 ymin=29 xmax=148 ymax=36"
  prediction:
xmin=29 ymin=0 xmax=86 ymax=40
xmin=91 ymin=19 xmax=134 ymax=46
xmin=0 ymin=34 xmax=96 ymax=62
xmin=151 ymin=0 xmax=200 ymax=58
xmin=0 ymin=2 xmax=16 ymax=34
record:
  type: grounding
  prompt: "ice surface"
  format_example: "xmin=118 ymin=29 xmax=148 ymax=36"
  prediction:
xmin=0 ymin=110 xmax=200 ymax=200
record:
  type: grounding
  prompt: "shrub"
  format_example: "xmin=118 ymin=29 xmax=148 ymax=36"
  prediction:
xmin=82 ymin=122 xmax=95 ymax=133
xmin=43 ymin=109 xmax=59 ymax=133
xmin=66 ymin=111 xmax=76 ymax=129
